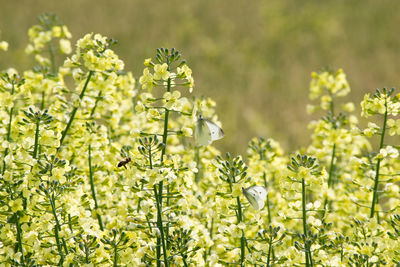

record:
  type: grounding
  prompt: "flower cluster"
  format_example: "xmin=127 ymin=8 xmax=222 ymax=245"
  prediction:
xmin=25 ymin=13 xmax=72 ymax=69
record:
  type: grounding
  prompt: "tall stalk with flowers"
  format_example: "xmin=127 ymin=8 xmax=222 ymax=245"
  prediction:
xmin=0 ymin=71 xmax=28 ymax=265
xmin=135 ymin=48 xmax=195 ymax=266
xmin=287 ymin=154 xmax=322 ymax=267
xmin=306 ymin=69 xmax=357 ymax=218
xmin=214 ymin=153 xmax=249 ymax=266
xmin=360 ymin=88 xmax=399 ymax=220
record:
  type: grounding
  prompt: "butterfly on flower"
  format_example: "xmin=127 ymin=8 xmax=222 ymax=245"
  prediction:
xmin=242 ymin=186 xmax=268 ymax=210
xmin=195 ymin=115 xmax=224 ymax=146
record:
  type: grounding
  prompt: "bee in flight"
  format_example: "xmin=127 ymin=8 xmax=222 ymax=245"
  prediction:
xmin=117 ymin=157 xmax=131 ymax=169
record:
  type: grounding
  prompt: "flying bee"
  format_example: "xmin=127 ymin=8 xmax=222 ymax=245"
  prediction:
xmin=117 ymin=157 xmax=131 ymax=169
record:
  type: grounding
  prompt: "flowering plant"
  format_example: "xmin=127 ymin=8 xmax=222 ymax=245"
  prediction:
xmin=0 ymin=14 xmax=400 ymax=266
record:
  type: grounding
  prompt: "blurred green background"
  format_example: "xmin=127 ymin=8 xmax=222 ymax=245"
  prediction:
xmin=1 ymin=0 xmax=400 ymax=155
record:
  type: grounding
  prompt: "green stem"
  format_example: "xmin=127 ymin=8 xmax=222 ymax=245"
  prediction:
xmin=263 ymin=174 xmax=272 ymax=224
xmin=49 ymin=194 xmax=64 ymax=264
xmin=160 ymin=110 xmax=170 ymax=163
xmin=48 ymin=41 xmax=56 ymax=74
xmin=236 ymin=196 xmax=245 ymax=266
xmin=194 ymin=146 xmax=200 ymax=183
xmin=154 ymin=61 xmax=172 ymax=266
xmin=59 ymin=71 xmax=94 ymax=148
xmin=166 ymin=183 xmax=170 ymax=247
xmin=137 ymin=183 xmax=144 ymax=213
xmin=90 ymin=91 xmax=102 ymax=118
xmin=154 ymin=184 xmax=169 ymax=267
xmin=205 ymin=218 xmax=214 ymax=261
xmin=85 ymin=244 xmax=89 ymax=263
xmin=68 ymin=214 xmax=73 ymax=233
xmin=41 ymin=90 xmax=45 ymax=110
xmin=302 ymin=177 xmax=311 ymax=267
xmin=2 ymin=84 xmax=15 ymax=175
xmin=266 ymin=238 xmax=272 ymax=267
xmin=266 ymin=193 xmax=272 ymax=222
xmin=33 ymin=119 xmax=40 ymax=159
xmin=15 ymin=214 xmax=25 ymax=265
xmin=327 ymin=144 xmax=336 ymax=187
xmin=148 ymin=147 xmax=162 ymax=267
xmin=160 ymin=74 xmax=171 ymax=163
xmin=322 ymin=144 xmax=336 ymax=218
xmin=156 ymin=235 xmax=161 ymax=267
xmin=149 ymin=147 xmax=153 ymax=169
xmin=113 ymin=244 xmax=118 ymax=267
xmin=329 ymin=94 xmax=334 ymax=115
xmin=240 ymin=230 xmax=245 ymax=267
xmin=236 ymin=197 xmax=243 ymax=223
xmin=181 ymin=252 xmax=189 ymax=267
xmin=370 ymin=98 xmax=388 ymax=219
xmin=88 ymin=145 xmax=104 ymax=231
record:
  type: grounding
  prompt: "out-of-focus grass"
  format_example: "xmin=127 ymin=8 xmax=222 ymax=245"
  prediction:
xmin=1 ymin=0 xmax=400 ymax=155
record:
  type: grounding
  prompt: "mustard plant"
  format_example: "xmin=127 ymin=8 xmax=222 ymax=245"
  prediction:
xmin=215 ymin=153 xmax=249 ymax=266
xmin=255 ymin=226 xmax=286 ymax=266
xmin=287 ymin=154 xmax=321 ymax=267
xmin=2 ymin=13 xmax=400 ymax=266
xmin=361 ymin=88 xmax=399 ymax=220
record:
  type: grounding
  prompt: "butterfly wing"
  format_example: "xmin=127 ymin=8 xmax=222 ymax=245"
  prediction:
xmin=203 ymin=119 xmax=224 ymax=141
xmin=195 ymin=117 xmax=212 ymax=146
xmin=242 ymin=186 xmax=268 ymax=210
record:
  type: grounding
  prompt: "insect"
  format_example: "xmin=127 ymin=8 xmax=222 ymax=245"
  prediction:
xmin=117 ymin=157 xmax=131 ymax=169
xmin=242 ymin=186 xmax=268 ymax=210
xmin=195 ymin=115 xmax=224 ymax=146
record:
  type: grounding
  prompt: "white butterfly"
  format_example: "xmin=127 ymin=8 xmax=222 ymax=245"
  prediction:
xmin=242 ymin=186 xmax=268 ymax=210
xmin=195 ymin=115 xmax=224 ymax=146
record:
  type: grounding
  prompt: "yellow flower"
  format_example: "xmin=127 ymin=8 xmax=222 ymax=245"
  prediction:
xmin=10 ymin=198 xmax=23 ymax=212
xmin=144 ymin=58 xmax=152 ymax=66
xmin=139 ymin=68 xmax=154 ymax=91
xmin=0 ymin=41 xmax=8 ymax=51
xmin=182 ymin=127 xmax=193 ymax=137
xmin=59 ymin=39 xmax=71 ymax=54
xmin=231 ymin=183 xmax=242 ymax=197
xmin=387 ymin=119 xmax=400 ymax=136
xmin=52 ymin=26 xmax=62 ymax=38
xmin=341 ymin=102 xmax=355 ymax=112
xmin=306 ymin=104 xmax=316 ymax=114
xmin=153 ymin=63 xmax=170 ymax=80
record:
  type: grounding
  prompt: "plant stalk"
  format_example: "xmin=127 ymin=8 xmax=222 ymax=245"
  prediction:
xmin=15 ymin=214 xmax=25 ymax=264
xmin=59 ymin=71 xmax=93 ymax=148
xmin=370 ymin=97 xmax=388 ymax=219
xmin=48 ymin=41 xmax=56 ymax=74
xmin=263 ymin=174 xmax=272 ymax=224
xmin=113 ymin=244 xmax=118 ymax=267
xmin=90 ymin=91 xmax=102 ymax=118
xmin=266 ymin=237 xmax=273 ymax=267
xmin=327 ymin=144 xmax=336 ymax=187
xmin=322 ymin=143 xmax=336 ymax=218
xmin=2 ymin=84 xmax=15 ymax=175
xmin=33 ymin=118 xmax=40 ymax=159
xmin=302 ymin=177 xmax=311 ymax=267
xmin=160 ymin=67 xmax=171 ymax=163
xmin=236 ymin=196 xmax=246 ymax=266
xmin=154 ymin=60 xmax=172 ymax=266
xmin=49 ymin=194 xmax=65 ymax=264
xmin=154 ymin=184 xmax=169 ymax=267
xmin=194 ymin=146 xmax=200 ymax=183
xmin=88 ymin=145 xmax=104 ymax=231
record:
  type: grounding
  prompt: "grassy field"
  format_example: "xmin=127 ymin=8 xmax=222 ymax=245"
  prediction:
xmin=1 ymin=0 xmax=400 ymax=154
